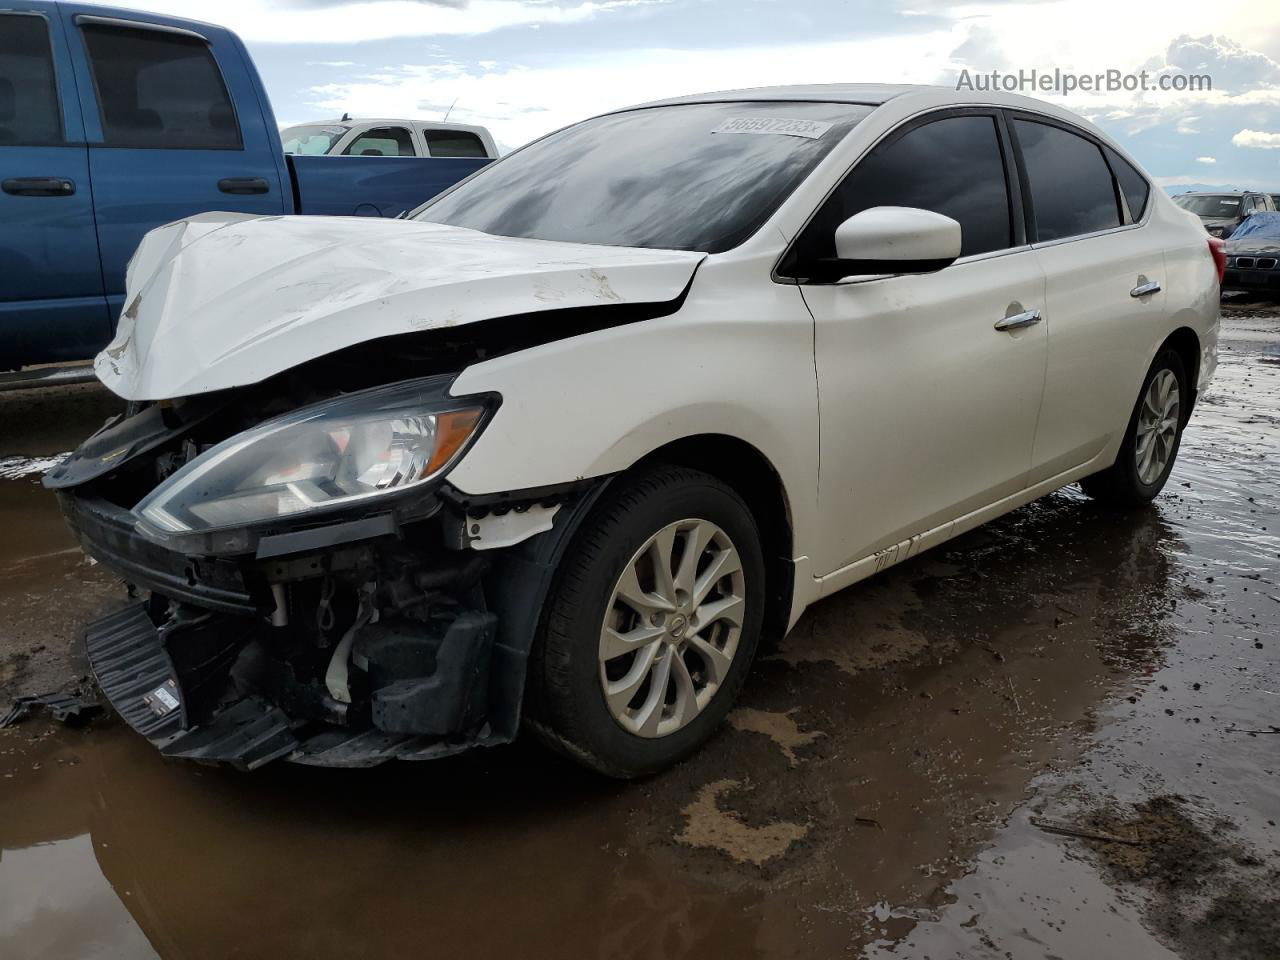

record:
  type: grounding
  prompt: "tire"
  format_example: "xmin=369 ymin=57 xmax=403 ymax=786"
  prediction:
xmin=524 ymin=465 xmax=766 ymax=778
xmin=1080 ymin=347 xmax=1188 ymax=506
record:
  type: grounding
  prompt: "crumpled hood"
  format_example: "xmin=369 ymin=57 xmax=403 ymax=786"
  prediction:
xmin=97 ymin=213 xmax=706 ymax=400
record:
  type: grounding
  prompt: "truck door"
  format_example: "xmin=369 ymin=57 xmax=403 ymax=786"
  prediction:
xmin=59 ymin=7 xmax=288 ymax=321
xmin=0 ymin=6 xmax=107 ymax=369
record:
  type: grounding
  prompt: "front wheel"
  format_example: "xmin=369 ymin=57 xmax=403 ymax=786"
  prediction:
xmin=524 ymin=465 xmax=766 ymax=778
xmin=1080 ymin=347 xmax=1188 ymax=506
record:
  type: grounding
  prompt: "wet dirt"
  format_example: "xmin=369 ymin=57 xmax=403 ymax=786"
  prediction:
xmin=1 ymin=302 xmax=1277 ymax=959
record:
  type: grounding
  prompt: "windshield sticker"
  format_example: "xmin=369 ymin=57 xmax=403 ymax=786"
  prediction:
xmin=1221 ymin=199 xmax=1238 ymax=204
xmin=321 ymin=126 xmax=347 ymax=134
xmin=712 ymin=117 xmax=834 ymax=139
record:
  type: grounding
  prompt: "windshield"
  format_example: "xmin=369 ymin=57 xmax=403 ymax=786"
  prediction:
xmin=1174 ymin=194 xmax=1241 ymax=217
xmin=1229 ymin=211 xmax=1280 ymax=241
xmin=281 ymin=123 xmax=349 ymax=156
xmin=414 ymin=101 xmax=872 ymax=253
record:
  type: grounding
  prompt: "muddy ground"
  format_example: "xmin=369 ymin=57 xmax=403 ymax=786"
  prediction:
xmin=1 ymin=301 xmax=1277 ymax=960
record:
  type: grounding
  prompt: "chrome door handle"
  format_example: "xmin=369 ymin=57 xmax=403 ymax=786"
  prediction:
xmin=994 ymin=308 xmax=1042 ymax=331
xmin=1130 ymin=281 xmax=1161 ymax=298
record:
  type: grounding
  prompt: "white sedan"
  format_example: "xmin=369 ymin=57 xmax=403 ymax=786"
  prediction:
xmin=51 ymin=84 xmax=1220 ymax=777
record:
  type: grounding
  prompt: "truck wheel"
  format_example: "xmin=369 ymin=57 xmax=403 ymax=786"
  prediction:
xmin=1080 ymin=347 xmax=1188 ymax=506
xmin=525 ymin=465 xmax=765 ymax=778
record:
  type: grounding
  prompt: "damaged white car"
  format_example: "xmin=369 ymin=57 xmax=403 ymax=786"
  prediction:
xmin=48 ymin=85 xmax=1220 ymax=777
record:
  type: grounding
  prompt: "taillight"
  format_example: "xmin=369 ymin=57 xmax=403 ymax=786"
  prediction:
xmin=1207 ymin=236 xmax=1227 ymax=284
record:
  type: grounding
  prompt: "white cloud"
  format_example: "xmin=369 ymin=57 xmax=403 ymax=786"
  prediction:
xmin=307 ymin=31 xmax=959 ymax=146
xmin=1196 ymin=156 xmax=1216 ymax=163
xmin=1232 ymin=128 xmax=1280 ymax=148
xmin=1176 ymin=116 xmax=1200 ymax=134
xmin=109 ymin=0 xmax=666 ymax=44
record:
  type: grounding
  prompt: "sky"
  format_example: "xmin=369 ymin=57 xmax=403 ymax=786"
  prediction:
xmin=109 ymin=0 xmax=1280 ymax=190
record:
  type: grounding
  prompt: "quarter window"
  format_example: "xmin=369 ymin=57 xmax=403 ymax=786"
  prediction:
xmin=1014 ymin=119 xmax=1120 ymax=241
xmin=0 ymin=14 xmax=62 ymax=145
xmin=81 ymin=23 xmax=241 ymax=149
xmin=343 ymin=127 xmax=415 ymax=156
xmin=425 ymin=129 xmax=487 ymax=158
xmin=1103 ymin=147 xmax=1150 ymax=222
xmin=788 ymin=114 xmax=1013 ymax=274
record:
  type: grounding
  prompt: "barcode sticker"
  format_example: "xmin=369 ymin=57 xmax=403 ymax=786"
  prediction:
xmin=712 ymin=117 xmax=834 ymax=139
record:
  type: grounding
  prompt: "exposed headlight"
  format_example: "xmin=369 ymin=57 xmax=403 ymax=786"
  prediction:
xmin=135 ymin=378 xmax=493 ymax=538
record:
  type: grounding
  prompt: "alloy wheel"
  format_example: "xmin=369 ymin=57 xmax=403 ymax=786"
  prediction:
xmin=1135 ymin=368 xmax=1180 ymax=485
xmin=597 ymin=518 xmax=746 ymax=738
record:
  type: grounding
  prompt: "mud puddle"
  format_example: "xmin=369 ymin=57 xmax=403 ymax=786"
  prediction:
xmin=2 ymin=309 xmax=1278 ymax=959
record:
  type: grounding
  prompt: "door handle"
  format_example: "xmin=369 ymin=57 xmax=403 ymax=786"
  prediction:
xmin=994 ymin=308 xmax=1042 ymax=332
xmin=1130 ymin=280 xmax=1161 ymax=298
xmin=218 ymin=177 xmax=270 ymax=195
xmin=2 ymin=177 xmax=75 ymax=197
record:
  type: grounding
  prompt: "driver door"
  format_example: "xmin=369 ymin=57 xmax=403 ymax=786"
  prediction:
xmin=783 ymin=111 xmax=1049 ymax=579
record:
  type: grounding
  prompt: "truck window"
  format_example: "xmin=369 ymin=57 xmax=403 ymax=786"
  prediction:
xmin=281 ymin=123 xmax=348 ymax=155
xmin=0 ymin=13 xmax=62 ymax=144
xmin=80 ymin=23 xmax=241 ymax=149
xmin=425 ymin=129 xmax=487 ymax=158
xmin=343 ymin=126 xmax=415 ymax=157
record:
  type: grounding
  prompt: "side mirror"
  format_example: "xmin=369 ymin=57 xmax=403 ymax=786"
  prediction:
xmin=819 ymin=206 xmax=962 ymax=281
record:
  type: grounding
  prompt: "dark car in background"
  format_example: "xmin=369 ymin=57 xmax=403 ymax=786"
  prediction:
xmin=1173 ymin=191 xmax=1276 ymax=238
xmin=1224 ymin=211 xmax=1280 ymax=295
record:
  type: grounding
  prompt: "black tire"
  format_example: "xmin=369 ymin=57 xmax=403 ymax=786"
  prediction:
xmin=524 ymin=465 xmax=766 ymax=778
xmin=1079 ymin=347 xmax=1188 ymax=506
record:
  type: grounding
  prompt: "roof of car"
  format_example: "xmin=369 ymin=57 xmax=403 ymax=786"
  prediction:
xmin=635 ymin=83 xmax=926 ymax=108
xmin=621 ymin=83 xmax=1119 ymax=131
xmin=1176 ymin=191 xmax=1250 ymax=197
xmin=295 ymin=119 xmax=489 ymax=134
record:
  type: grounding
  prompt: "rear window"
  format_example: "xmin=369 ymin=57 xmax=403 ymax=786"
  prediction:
xmin=1014 ymin=119 xmax=1120 ymax=241
xmin=425 ymin=129 xmax=488 ymax=158
xmin=0 ymin=13 xmax=62 ymax=145
xmin=80 ymin=23 xmax=241 ymax=149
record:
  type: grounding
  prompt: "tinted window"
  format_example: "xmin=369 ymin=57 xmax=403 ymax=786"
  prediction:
xmin=0 ymin=14 xmax=61 ymax=144
xmin=1104 ymin=147 xmax=1150 ymax=221
xmin=416 ymin=101 xmax=871 ymax=253
xmin=343 ymin=126 xmax=414 ymax=157
xmin=1014 ymin=119 xmax=1120 ymax=241
xmin=425 ymin=129 xmax=487 ymax=158
xmin=786 ymin=114 xmax=1013 ymax=274
xmin=81 ymin=24 xmax=240 ymax=149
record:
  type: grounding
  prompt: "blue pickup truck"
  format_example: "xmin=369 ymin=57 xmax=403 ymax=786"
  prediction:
xmin=0 ymin=1 xmax=492 ymax=371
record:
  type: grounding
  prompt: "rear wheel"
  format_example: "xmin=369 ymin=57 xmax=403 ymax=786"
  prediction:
xmin=525 ymin=465 xmax=765 ymax=778
xmin=1080 ymin=347 xmax=1188 ymax=506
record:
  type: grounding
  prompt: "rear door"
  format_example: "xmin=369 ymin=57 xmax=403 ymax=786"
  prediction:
xmin=0 ymin=5 xmax=107 ymax=367
xmin=1011 ymin=114 xmax=1168 ymax=484
xmin=59 ymin=7 xmax=288 ymax=319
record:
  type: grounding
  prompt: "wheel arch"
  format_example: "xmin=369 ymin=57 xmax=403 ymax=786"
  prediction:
xmin=1161 ymin=326 xmax=1201 ymax=424
xmin=627 ymin=433 xmax=796 ymax=643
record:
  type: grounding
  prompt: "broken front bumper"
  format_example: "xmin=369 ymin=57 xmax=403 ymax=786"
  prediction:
xmin=86 ymin=605 xmax=499 ymax=770
xmin=63 ymin=490 xmax=513 ymax=770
